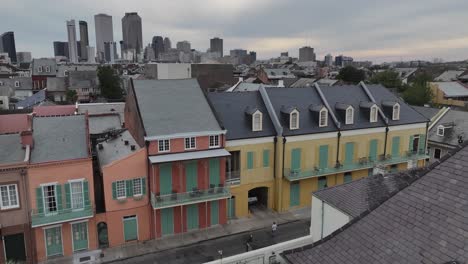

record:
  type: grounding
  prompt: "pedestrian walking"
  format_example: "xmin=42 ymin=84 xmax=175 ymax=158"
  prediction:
xmin=271 ymin=222 xmax=277 ymax=237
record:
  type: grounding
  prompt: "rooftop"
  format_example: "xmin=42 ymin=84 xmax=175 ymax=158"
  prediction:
xmin=411 ymin=105 xmax=441 ymax=121
xmin=0 ymin=113 xmax=29 ymax=134
xmin=433 ymin=81 xmax=468 ymax=98
xmin=15 ymin=89 xmax=46 ymax=109
xmin=97 ymin=130 xmax=140 ymax=167
xmin=429 ymin=109 xmax=468 ymax=147
xmin=88 ymin=114 xmax=122 ymax=135
xmin=33 ymin=105 xmax=76 ymax=116
xmin=77 ymin=102 xmax=125 ymax=124
xmin=0 ymin=133 xmax=26 ymax=165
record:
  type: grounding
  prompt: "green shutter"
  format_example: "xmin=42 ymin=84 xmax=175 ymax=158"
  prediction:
xmin=247 ymin=152 xmax=254 ymax=169
xmin=65 ymin=183 xmax=71 ymax=209
xmin=369 ymin=139 xmax=378 ymax=161
xmin=161 ymin=208 xmax=174 ymax=235
xmin=319 ymin=145 xmax=328 ymax=169
xmin=290 ymin=182 xmax=300 ymax=207
xmin=263 ymin=149 xmax=270 ymax=167
xmin=344 ymin=142 xmax=354 ymax=165
xmin=209 ymin=159 xmax=220 ymax=186
xmin=408 ymin=135 xmax=414 ymax=152
xmin=418 ymin=134 xmax=426 ymax=153
xmin=186 ymin=161 xmax=198 ymax=191
xmin=83 ymin=181 xmax=90 ymax=207
xmin=45 ymin=226 xmax=63 ymax=256
xmin=159 ymin=164 xmax=172 ymax=195
xmin=36 ymin=187 xmax=44 ymax=214
xmin=291 ymin=148 xmax=301 ymax=171
xmin=210 ymin=201 xmax=219 ymax=226
xmin=56 ymin=185 xmax=62 ymax=211
xmin=318 ymin=177 xmax=327 ymax=189
xmin=126 ymin=180 xmax=134 ymax=197
xmin=141 ymin=178 xmax=146 ymax=195
xmin=72 ymin=222 xmax=88 ymax=251
xmin=112 ymin=182 xmax=117 ymax=200
xmin=391 ymin=136 xmax=400 ymax=157
xmin=187 ymin=204 xmax=199 ymax=230
xmin=227 ymin=198 xmax=235 ymax=219
xmin=123 ymin=217 xmax=138 ymax=241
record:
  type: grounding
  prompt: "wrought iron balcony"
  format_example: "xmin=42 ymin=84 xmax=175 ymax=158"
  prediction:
xmin=151 ymin=185 xmax=231 ymax=209
xmin=31 ymin=204 xmax=94 ymax=228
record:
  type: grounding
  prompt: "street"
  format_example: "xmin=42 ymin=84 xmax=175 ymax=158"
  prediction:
xmin=110 ymin=219 xmax=310 ymax=264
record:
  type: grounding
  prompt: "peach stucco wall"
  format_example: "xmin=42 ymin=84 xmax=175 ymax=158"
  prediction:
xmin=105 ymin=206 xmax=151 ymax=247
xmin=148 ymin=134 xmax=226 ymax=155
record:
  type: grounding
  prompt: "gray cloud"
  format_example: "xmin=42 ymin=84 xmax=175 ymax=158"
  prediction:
xmin=3 ymin=0 xmax=468 ymax=62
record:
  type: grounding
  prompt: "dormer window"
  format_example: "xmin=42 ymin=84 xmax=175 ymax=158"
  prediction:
xmin=14 ymin=81 xmax=20 ymax=87
xmin=45 ymin=66 xmax=51 ymax=73
xmin=345 ymin=107 xmax=354 ymax=125
xmin=437 ymin=125 xmax=444 ymax=136
xmin=319 ymin=108 xmax=328 ymax=127
xmin=38 ymin=66 xmax=43 ymax=73
xmin=252 ymin=111 xmax=263 ymax=131
xmin=290 ymin=110 xmax=299 ymax=130
xmin=392 ymin=104 xmax=400 ymax=120
xmin=370 ymin=105 xmax=378 ymax=123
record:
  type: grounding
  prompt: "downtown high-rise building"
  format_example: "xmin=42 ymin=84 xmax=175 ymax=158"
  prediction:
xmin=210 ymin=37 xmax=223 ymax=57
xmin=94 ymin=13 xmax=114 ymax=62
xmin=53 ymin=41 xmax=69 ymax=57
xmin=299 ymin=46 xmax=316 ymax=62
xmin=151 ymin=36 xmax=164 ymax=59
xmin=121 ymin=12 xmax=143 ymax=54
xmin=79 ymin=21 xmax=89 ymax=61
xmin=176 ymin=41 xmax=191 ymax=53
xmin=16 ymin=52 xmax=32 ymax=63
xmin=104 ymin=41 xmax=117 ymax=63
xmin=324 ymin=54 xmax=333 ymax=66
xmin=66 ymin=20 xmax=79 ymax=63
xmin=0 ymin=31 xmax=17 ymax=63
xmin=163 ymin=37 xmax=171 ymax=52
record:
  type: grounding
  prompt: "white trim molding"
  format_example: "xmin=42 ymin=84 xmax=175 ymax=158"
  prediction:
xmin=226 ymin=137 xmax=275 ymax=147
xmin=145 ymin=130 xmax=228 ymax=141
xmin=287 ymin=131 xmax=338 ymax=142
xmin=388 ymin=123 xmax=426 ymax=131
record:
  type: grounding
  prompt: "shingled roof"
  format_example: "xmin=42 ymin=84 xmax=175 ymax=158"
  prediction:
xmin=283 ymin=143 xmax=468 ymax=264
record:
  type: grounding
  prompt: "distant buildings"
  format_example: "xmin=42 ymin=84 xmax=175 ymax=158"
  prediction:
xmin=163 ymin=37 xmax=171 ymax=52
xmin=104 ymin=41 xmax=117 ymax=63
xmin=16 ymin=51 xmax=32 ymax=63
xmin=324 ymin=53 xmax=333 ymax=66
xmin=151 ymin=36 xmax=164 ymax=59
xmin=229 ymin=49 xmax=256 ymax=65
xmin=299 ymin=46 xmax=316 ymax=62
xmin=94 ymin=13 xmax=114 ymax=62
xmin=79 ymin=21 xmax=89 ymax=61
xmin=66 ymin=20 xmax=79 ymax=63
xmin=210 ymin=37 xmax=223 ymax=57
xmin=0 ymin=31 xmax=17 ymax=63
xmin=122 ymin=12 xmax=143 ymax=55
xmin=176 ymin=40 xmax=191 ymax=53
xmin=53 ymin=41 xmax=68 ymax=58
xmin=335 ymin=55 xmax=353 ymax=67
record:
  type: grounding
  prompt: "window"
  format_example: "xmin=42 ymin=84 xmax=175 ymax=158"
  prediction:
xmin=45 ymin=66 xmax=50 ymax=73
xmin=184 ymin=137 xmax=196 ymax=150
xmin=290 ymin=110 xmax=299 ymax=130
xmin=209 ymin=135 xmax=220 ymax=148
xmin=0 ymin=184 xmax=19 ymax=210
xmin=437 ymin=125 xmax=444 ymax=136
xmin=392 ymin=104 xmax=400 ymax=120
xmin=319 ymin=108 xmax=328 ymax=127
xmin=133 ymin=178 xmax=143 ymax=196
xmin=434 ymin=148 xmax=442 ymax=159
xmin=14 ymin=81 xmax=20 ymax=87
xmin=318 ymin=176 xmax=327 ymax=190
xmin=82 ymin=88 xmax=89 ymax=93
xmin=252 ymin=111 xmax=262 ymax=131
xmin=64 ymin=70 xmax=69 ymax=76
xmin=345 ymin=107 xmax=354 ymax=124
xmin=344 ymin=172 xmax=352 ymax=183
xmin=43 ymin=185 xmax=57 ymax=213
xmin=158 ymin=139 xmax=170 ymax=152
xmin=70 ymin=181 xmax=84 ymax=210
xmin=38 ymin=66 xmax=43 ymax=73
xmin=370 ymin=105 xmax=378 ymax=123
xmin=116 ymin=180 xmax=126 ymax=199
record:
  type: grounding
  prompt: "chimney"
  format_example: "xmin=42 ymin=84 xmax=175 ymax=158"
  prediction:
xmin=98 ymin=143 xmax=103 ymax=150
xmin=124 ymin=140 xmax=129 ymax=145
xmin=20 ymin=130 xmax=33 ymax=148
xmin=130 ymin=145 xmax=136 ymax=151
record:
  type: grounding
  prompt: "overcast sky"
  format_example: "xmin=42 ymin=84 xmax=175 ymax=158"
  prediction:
xmin=4 ymin=0 xmax=468 ymax=63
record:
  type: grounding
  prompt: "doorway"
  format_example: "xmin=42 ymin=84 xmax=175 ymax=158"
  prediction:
xmin=4 ymin=233 xmax=26 ymax=262
xmin=248 ymin=187 xmax=268 ymax=210
xmin=97 ymin=222 xmax=109 ymax=248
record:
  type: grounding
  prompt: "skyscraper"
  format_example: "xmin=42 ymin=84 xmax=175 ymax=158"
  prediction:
xmin=163 ymin=37 xmax=171 ymax=52
xmin=104 ymin=41 xmax=117 ymax=63
xmin=299 ymin=46 xmax=316 ymax=62
xmin=151 ymin=36 xmax=164 ymax=59
xmin=16 ymin=52 xmax=32 ymax=63
xmin=66 ymin=20 xmax=79 ymax=63
xmin=121 ymin=12 xmax=143 ymax=54
xmin=324 ymin=54 xmax=333 ymax=66
xmin=210 ymin=37 xmax=223 ymax=57
xmin=0 ymin=32 xmax=17 ymax=63
xmin=53 ymin=41 xmax=69 ymax=57
xmin=176 ymin=41 xmax=191 ymax=53
xmin=94 ymin=14 xmax=114 ymax=62
xmin=79 ymin=21 xmax=89 ymax=61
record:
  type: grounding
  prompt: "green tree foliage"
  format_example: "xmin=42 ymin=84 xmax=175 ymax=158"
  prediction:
xmin=337 ymin=66 xmax=366 ymax=84
xmin=369 ymin=70 xmax=404 ymax=91
xmin=402 ymin=73 xmax=433 ymax=106
xmin=66 ymin=90 xmax=77 ymax=103
xmin=98 ymin=66 xmax=123 ymax=100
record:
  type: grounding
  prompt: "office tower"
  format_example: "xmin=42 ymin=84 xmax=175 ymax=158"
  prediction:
xmin=79 ymin=21 xmax=89 ymax=60
xmin=280 ymin=52 xmax=289 ymax=57
xmin=94 ymin=14 xmax=114 ymax=62
xmin=53 ymin=41 xmax=69 ymax=57
xmin=104 ymin=41 xmax=117 ymax=63
xmin=176 ymin=41 xmax=191 ymax=53
xmin=324 ymin=54 xmax=333 ymax=66
xmin=66 ymin=20 xmax=79 ymax=63
xmin=163 ymin=37 xmax=171 ymax=52
xmin=210 ymin=37 xmax=223 ymax=57
xmin=249 ymin=51 xmax=257 ymax=63
xmin=86 ymin=46 xmax=95 ymax=63
xmin=0 ymin=31 xmax=17 ymax=63
xmin=230 ymin=49 xmax=248 ymax=65
xmin=144 ymin=44 xmax=155 ymax=61
xmin=121 ymin=12 xmax=143 ymax=54
xmin=16 ymin=52 xmax=32 ymax=63
xmin=335 ymin=55 xmax=353 ymax=67
xmin=151 ymin=36 xmax=164 ymax=59
xmin=299 ymin=46 xmax=316 ymax=62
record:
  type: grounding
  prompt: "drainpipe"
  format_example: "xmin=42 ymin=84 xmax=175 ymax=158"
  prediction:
xmin=383 ymin=127 xmax=389 ymax=157
xmin=273 ymin=136 xmax=277 ymax=179
xmin=320 ymin=200 xmax=325 ymax=240
xmin=278 ymin=137 xmax=286 ymax=212
xmin=336 ymin=132 xmax=341 ymax=164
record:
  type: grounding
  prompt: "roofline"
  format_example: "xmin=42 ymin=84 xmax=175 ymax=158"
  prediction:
xmin=202 ymin=86 xmax=226 ymax=130
xmin=428 ymin=107 xmax=450 ymax=130
xmin=314 ymin=83 xmax=341 ymax=129
xmin=259 ymin=85 xmax=283 ymax=136
xmin=144 ymin=130 xmax=228 ymax=141
xmin=359 ymin=82 xmax=389 ymax=125
xmin=130 ymin=78 xmax=147 ymax=137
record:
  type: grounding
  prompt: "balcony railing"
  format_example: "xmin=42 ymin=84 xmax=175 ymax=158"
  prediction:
xmin=284 ymin=150 xmax=428 ymax=181
xmin=31 ymin=204 xmax=94 ymax=227
xmin=226 ymin=170 xmax=241 ymax=186
xmin=151 ymin=185 xmax=231 ymax=209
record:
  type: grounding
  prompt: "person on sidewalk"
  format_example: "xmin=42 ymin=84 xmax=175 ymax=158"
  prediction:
xmin=272 ymin=222 xmax=277 ymax=237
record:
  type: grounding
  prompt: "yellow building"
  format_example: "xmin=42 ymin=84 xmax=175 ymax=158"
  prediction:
xmin=430 ymin=81 xmax=468 ymax=107
xmin=208 ymin=82 xmax=429 ymax=217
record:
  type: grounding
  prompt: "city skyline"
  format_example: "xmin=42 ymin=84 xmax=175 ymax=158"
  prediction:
xmin=2 ymin=0 xmax=468 ymax=63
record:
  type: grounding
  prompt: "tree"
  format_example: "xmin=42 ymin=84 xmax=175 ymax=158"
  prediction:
xmin=402 ymin=73 xmax=433 ymax=106
xmin=97 ymin=66 xmax=123 ymax=100
xmin=369 ymin=70 xmax=404 ymax=91
xmin=66 ymin=90 xmax=77 ymax=103
xmin=337 ymin=66 xmax=366 ymax=84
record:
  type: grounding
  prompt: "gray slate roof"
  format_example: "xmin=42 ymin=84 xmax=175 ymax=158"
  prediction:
xmin=429 ymin=109 xmax=468 ymax=147
xmin=0 ymin=134 xmax=25 ymax=164
xmin=133 ymin=79 xmax=222 ymax=137
xmin=434 ymin=70 xmax=464 ymax=82
xmin=289 ymin=78 xmax=316 ymax=88
xmin=32 ymin=58 xmax=57 ymax=76
xmin=31 ymin=115 xmax=89 ymax=163
xmin=77 ymin=102 xmax=125 ymax=125
xmin=88 ymin=114 xmax=122 ymax=135
xmin=314 ymin=171 xmax=421 ymax=218
xmin=97 ymin=130 xmax=140 ymax=167
xmin=411 ymin=105 xmax=441 ymax=120
xmin=208 ymin=91 xmax=276 ymax=140
xmin=46 ymin=77 xmax=66 ymax=92
xmin=283 ymin=144 xmax=468 ymax=264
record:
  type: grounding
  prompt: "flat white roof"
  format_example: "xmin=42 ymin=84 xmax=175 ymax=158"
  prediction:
xmin=149 ymin=149 xmax=230 ymax=164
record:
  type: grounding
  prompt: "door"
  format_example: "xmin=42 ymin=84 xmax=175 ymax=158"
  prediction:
xmin=227 ymin=196 xmax=236 ymax=219
xmin=369 ymin=139 xmax=378 ymax=161
xmin=161 ymin=208 xmax=174 ymax=235
xmin=209 ymin=159 xmax=220 ymax=186
xmin=290 ymin=182 xmax=300 ymax=207
xmin=187 ymin=204 xmax=199 ymax=230
xmin=72 ymin=222 xmax=88 ymax=251
xmin=319 ymin=145 xmax=328 ymax=169
xmin=392 ymin=136 xmax=400 ymax=157
xmin=159 ymin=163 xmax=172 ymax=195
xmin=344 ymin=142 xmax=354 ymax=166
xmin=45 ymin=226 xmax=63 ymax=257
xmin=185 ymin=161 xmax=198 ymax=192
xmin=291 ymin=148 xmax=301 ymax=172
xmin=123 ymin=216 xmax=138 ymax=241
xmin=4 ymin=233 xmax=26 ymax=262
xmin=210 ymin=201 xmax=219 ymax=226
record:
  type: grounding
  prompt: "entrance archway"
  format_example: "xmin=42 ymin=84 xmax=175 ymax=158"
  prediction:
xmin=97 ymin=222 xmax=109 ymax=248
xmin=248 ymin=187 xmax=268 ymax=210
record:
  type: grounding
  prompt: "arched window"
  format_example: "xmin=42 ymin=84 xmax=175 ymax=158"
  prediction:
xmin=392 ymin=104 xmax=400 ymax=120
xmin=290 ymin=110 xmax=299 ymax=130
xmin=319 ymin=108 xmax=328 ymax=127
xmin=370 ymin=105 xmax=378 ymax=123
xmin=345 ymin=107 xmax=354 ymax=125
xmin=252 ymin=111 xmax=263 ymax=131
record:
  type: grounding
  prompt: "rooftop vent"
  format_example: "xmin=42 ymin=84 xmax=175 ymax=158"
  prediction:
xmin=98 ymin=144 xmax=103 ymax=150
xmin=131 ymin=145 xmax=136 ymax=151
xmin=124 ymin=140 xmax=129 ymax=145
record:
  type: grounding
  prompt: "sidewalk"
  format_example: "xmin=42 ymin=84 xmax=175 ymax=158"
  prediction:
xmin=42 ymin=207 xmax=310 ymax=264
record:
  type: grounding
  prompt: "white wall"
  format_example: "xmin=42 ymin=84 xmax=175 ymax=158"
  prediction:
xmin=310 ymin=196 xmax=350 ymax=242
xmin=157 ymin=63 xmax=191 ymax=79
xmin=0 ymin=96 xmax=9 ymax=110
